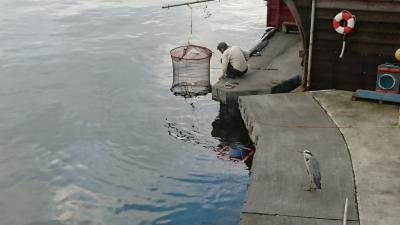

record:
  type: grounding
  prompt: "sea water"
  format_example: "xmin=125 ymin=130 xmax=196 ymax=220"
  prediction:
xmin=0 ymin=0 xmax=265 ymax=224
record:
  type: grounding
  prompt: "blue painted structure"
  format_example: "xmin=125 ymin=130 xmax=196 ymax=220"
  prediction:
xmin=354 ymin=89 xmax=400 ymax=104
xmin=228 ymin=144 xmax=249 ymax=159
xmin=376 ymin=63 xmax=400 ymax=94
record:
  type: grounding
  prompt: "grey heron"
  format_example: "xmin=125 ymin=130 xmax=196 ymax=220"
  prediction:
xmin=302 ymin=149 xmax=321 ymax=191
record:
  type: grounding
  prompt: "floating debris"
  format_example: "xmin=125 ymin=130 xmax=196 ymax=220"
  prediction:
xmin=217 ymin=143 xmax=255 ymax=162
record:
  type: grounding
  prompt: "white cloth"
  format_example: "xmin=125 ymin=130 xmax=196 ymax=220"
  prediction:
xmin=221 ymin=46 xmax=249 ymax=75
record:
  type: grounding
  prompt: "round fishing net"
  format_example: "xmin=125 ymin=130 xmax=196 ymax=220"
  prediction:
xmin=170 ymin=44 xmax=212 ymax=97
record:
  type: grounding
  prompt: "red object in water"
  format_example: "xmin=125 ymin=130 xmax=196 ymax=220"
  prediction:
xmin=266 ymin=0 xmax=295 ymax=28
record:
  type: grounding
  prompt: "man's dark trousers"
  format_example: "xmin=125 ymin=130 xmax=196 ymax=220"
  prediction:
xmin=226 ymin=63 xmax=248 ymax=78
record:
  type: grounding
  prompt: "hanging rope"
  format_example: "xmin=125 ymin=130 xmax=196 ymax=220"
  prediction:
xmin=185 ymin=4 xmax=218 ymax=57
xmin=190 ymin=5 xmax=193 ymax=35
xmin=332 ymin=10 xmax=356 ymax=59
xmin=339 ymin=35 xmax=346 ymax=59
xmin=187 ymin=5 xmax=193 ymax=44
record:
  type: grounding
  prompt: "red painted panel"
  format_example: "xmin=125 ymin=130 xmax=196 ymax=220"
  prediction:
xmin=267 ymin=0 xmax=295 ymax=28
xmin=378 ymin=67 xmax=400 ymax=73
xmin=376 ymin=88 xmax=399 ymax=94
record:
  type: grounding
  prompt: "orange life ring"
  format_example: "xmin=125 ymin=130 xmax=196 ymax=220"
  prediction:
xmin=332 ymin=10 xmax=355 ymax=35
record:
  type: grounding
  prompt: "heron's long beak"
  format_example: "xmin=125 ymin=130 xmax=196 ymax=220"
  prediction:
xmin=297 ymin=150 xmax=303 ymax=153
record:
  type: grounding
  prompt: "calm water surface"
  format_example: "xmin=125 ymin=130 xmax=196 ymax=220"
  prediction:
xmin=0 ymin=1 xmax=265 ymax=224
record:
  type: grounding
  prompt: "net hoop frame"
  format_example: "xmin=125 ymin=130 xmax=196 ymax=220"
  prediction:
xmin=170 ymin=44 xmax=213 ymax=61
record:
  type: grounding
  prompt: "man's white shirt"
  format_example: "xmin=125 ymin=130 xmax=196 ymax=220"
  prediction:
xmin=221 ymin=46 xmax=249 ymax=75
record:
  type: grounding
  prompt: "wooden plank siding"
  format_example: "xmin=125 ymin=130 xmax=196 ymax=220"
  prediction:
xmin=283 ymin=0 xmax=400 ymax=91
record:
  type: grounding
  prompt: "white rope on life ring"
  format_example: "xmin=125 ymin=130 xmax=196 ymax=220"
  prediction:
xmin=332 ymin=10 xmax=356 ymax=58
xmin=332 ymin=10 xmax=355 ymax=35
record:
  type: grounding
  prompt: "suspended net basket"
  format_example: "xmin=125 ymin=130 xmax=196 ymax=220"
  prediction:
xmin=170 ymin=44 xmax=212 ymax=98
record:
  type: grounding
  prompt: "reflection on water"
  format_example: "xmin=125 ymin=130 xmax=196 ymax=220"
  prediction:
xmin=165 ymin=117 xmax=217 ymax=151
xmin=212 ymin=104 xmax=255 ymax=169
xmin=212 ymin=105 xmax=252 ymax=145
xmin=166 ymin=101 xmax=254 ymax=161
xmin=0 ymin=0 xmax=265 ymax=224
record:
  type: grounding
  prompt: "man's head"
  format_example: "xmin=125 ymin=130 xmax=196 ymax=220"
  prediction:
xmin=217 ymin=42 xmax=228 ymax=53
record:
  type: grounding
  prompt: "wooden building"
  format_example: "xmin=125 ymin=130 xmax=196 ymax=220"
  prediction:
xmin=282 ymin=0 xmax=400 ymax=91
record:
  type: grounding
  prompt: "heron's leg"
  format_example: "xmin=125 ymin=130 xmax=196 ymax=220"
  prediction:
xmin=310 ymin=181 xmax=315 ymax=190
xmin=310 ymin=184 xmax=316 ymax=191
xmin=304 ymin=180 xmax=312 ymax=191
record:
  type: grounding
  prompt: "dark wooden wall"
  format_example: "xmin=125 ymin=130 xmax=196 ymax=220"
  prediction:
xmin=283 ymin=0 xmax=400 ymax=91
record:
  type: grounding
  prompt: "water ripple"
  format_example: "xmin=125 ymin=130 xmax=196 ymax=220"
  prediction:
xmin=0 ymin=0 xmax=263 ymax=224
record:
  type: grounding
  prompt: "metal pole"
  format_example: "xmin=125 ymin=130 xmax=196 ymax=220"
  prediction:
xmin=162 ymin=0 xmax=215 ymax=8
xmin=343 ymin=197 xmax=348 ymax=225
xmin=306 ymin=0 xmax=316 ymax=90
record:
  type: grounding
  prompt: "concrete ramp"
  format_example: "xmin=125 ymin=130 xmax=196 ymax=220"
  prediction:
xmin=238 ymin=92 xmax=359 ymax=225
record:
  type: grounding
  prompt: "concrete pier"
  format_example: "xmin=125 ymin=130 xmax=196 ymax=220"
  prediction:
xmin=238 ymin=90 xmax=400 ymax=225
xmin=238 ymin=92 xmax=359 ymax=225
xmin=212 ymin=32 xmax=302 ymax=106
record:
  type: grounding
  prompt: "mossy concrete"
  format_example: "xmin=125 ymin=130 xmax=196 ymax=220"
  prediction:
xmin=313 ymin=90 xmax=400 ymax=225
xmin=211 ymin=32 xmax=302 ymax=107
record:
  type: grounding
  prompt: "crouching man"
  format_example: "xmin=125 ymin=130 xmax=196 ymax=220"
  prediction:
xmin=217 ymin=42 xmax=249 ymax=80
